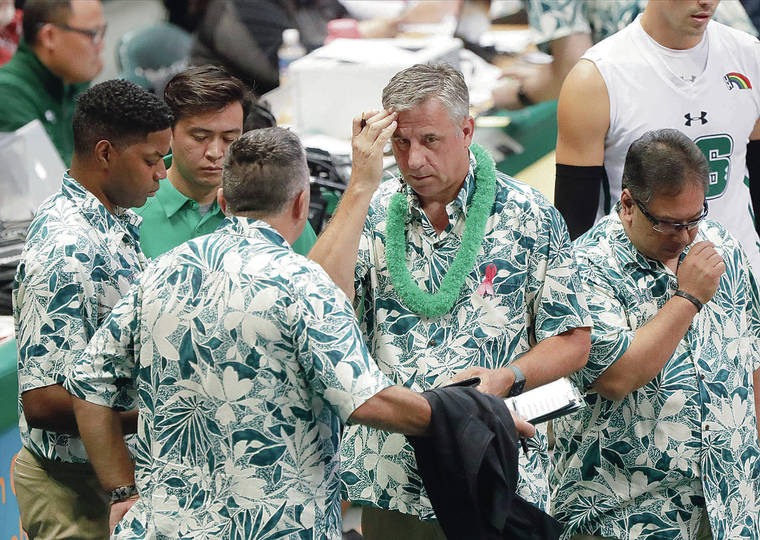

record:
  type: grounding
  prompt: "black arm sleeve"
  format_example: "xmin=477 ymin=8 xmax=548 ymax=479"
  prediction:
xmin=747 ymin=139 xmax=760 ymax=233
xmin=554 ymin=164 xmax=608 ymax=240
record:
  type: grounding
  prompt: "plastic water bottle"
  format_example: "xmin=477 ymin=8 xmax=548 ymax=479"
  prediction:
xmin=278 ymin=28 xmax=306 ymax=88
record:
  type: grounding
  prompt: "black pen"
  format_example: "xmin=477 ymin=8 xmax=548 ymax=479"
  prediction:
xmin=360 ymin=113 xmax=366 ymax=129
xmin=520 ymin=437 xmax=529 ymax=456
xmin=511 ymin=401 xmax=530 ymax=456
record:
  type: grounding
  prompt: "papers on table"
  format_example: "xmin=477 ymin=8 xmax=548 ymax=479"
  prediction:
xmin=504 ymin=377 xmax=585 ymax=425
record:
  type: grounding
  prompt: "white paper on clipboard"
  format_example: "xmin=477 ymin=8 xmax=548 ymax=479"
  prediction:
xmin=504 ymin=377 xmax=585 ymax=424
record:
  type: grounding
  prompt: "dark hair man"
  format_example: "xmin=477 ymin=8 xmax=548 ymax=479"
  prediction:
xmin=64 ymin=127 xmax=536 ymax=537
xmin=13 ymin=79 xmax=172 ymax=539
xmin=0 ymin=0 xmax=106 ymax=164
xmin=136 ymin=65 xmax=317 ymax=259
xmin=309 ymin=63 xmax=592 ymax=538
xmin=552 ymin=129 xmax=760 ymax=540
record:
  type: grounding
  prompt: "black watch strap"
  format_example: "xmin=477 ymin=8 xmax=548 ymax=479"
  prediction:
xmin=506 ymin=365 xmax=526 ymax=397
xmin=675 ymin=290 xmax=703 ymax=312
xmin=110 ymin=484 xmax=139 ymax=504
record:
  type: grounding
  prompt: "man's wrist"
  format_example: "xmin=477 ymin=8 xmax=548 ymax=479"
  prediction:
xmin=345 ymin=178 xmax=379 ymax=200
xmin=109 ymin=484 xmax=139 ymax=504
xmin=674 ymin=290 xmax=703 ymax=312
xmin=506 ymin=365 xmax=526 ymax=397
xmin=498 ymin=367 xmax=517 ymax=398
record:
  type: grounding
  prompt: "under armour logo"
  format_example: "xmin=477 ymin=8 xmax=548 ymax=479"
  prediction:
xmin=684 ymin=111 xmax=708 ymax=126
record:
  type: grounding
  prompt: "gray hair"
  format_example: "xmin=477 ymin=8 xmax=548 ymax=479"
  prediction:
xmin=222 ymin=127 xmax=308 ymax=217
xmin=382 ymin=63 xmax=469 ymax=122
xmin=622 ymin=129 xmax=709 ymax=203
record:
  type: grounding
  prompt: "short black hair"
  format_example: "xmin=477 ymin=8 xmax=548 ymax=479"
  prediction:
xmin=164 ymin=65 xmax=251 ymax=125
xmin=22 ymin=0 xmax=72 ymax=45
xmin=72 ymin=79 xmax=174 ymax=155
xmin=622 ymin=129 xmax=709 ymax=202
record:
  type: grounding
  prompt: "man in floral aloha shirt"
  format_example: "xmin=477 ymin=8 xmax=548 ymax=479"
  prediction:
xmin=64 ymin=127 xmax=469 ymax=539
xmin=552 ymin=129 xmax=760 ymax=540
xmin=309 ymin=63 xmax=592 ymax=538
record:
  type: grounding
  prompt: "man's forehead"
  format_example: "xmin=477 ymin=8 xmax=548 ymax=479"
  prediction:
xmin=69 ymin=0 xmax=104 ymax=24
xmin=176 ymin=106 xmax=245 ymax=132
xmin=136 ymin=128 xmax=172 ymax=154
xmin=394 ymin=109 xmax=458 ymax=135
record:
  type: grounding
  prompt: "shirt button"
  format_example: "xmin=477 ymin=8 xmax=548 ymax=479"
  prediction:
xmin=704 ymin=424 xmax=710 ymax=431
xmin=703 ymin=474 xmax=707 ymax=482
xmin=699 ymin=374 xmax=705 ymax=380
xmin=428 ymin=339 xmax=437 ymax=347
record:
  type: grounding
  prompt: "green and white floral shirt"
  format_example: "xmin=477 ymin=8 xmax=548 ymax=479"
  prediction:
xmin=341 ymin=151 xmax=592 ymax=519
xmin=526 ymin=0 xmax=756 ymax=49
xmin=552 ymin=213 xmax=760 ymax=540
xmin=65 ymin=217 xmax=392 ymax=539
xmin=14 ymin=173 xmax=145 ymax=463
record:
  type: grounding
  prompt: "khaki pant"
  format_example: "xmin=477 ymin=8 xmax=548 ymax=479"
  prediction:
xmin=572 ymin=508 xmax=713 ymax=540
xmin=361 ymin=506 xmax=446 ymax=540
xmin=14 ymin=446 xmax=109 ymax=540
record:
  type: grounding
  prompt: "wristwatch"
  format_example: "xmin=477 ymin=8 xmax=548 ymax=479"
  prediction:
xmin=506 ymin=365 xmax=526 ymax=397
xmin=110 ymin=484 xmax=139 ymax=504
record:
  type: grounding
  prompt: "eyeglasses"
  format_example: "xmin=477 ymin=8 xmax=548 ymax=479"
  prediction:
xmin=42 ymin=22 xmax=107 ymax=45
xmin=633 ymin=197 xmax=708 ymax=233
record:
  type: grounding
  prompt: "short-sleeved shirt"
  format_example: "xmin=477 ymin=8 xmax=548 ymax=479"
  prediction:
xmin=13 ymin=173 xmax=145 ymax=463
xmin=136 ymin=176 xmax=317 ymax=258
xmin=340 ymin=150 xmax=592 ymax=519
xmin=526 ymin=0 xmax=756 ymax=49
xmin=552 ymin=213 xmax=760 ymax=540
xmin=0 ymin=41 xmax=88 ymax=165
xmin=65 ymin=217 xmax=392 ymax=539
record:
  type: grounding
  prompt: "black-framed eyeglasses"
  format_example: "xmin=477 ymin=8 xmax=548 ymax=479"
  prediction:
xmin=41 ymin=22 xmax=107 ymax=45
xmin=633 ymin=197 xmax=708 ymax=233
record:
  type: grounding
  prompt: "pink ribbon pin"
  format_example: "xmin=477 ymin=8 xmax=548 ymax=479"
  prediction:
xmin=477 ymin=263 xmax=497 ymax=297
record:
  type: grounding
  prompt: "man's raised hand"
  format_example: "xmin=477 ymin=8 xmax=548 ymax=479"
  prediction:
xmin=350 ymin=110 xmax=397 ymax=194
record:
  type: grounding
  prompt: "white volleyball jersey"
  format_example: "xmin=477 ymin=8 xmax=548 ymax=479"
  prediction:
xmin=582 ymin=16 xmax=760 ymax=272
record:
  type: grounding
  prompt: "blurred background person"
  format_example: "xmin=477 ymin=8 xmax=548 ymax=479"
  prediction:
xmin=190 ymin=0 xmax=400 ymax=95
xmin=0 ymin=0 xmax=105 ymax=165
xmin=492 ymin=0 xmax=756 ymax=110
xmin=0 ymin=0 xmax=22 ymax=65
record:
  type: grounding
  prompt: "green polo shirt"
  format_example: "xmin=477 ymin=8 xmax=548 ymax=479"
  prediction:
xmin=135 ymin=177 xmax=317 ymax=258
xmin=0 ymin=40 xmax=88 ymax=165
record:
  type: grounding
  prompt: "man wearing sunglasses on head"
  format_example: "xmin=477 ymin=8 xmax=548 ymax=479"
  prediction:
xmin=0 ymin=0 xmax=105 ymax=165
xmin=551 ymin=129 xmax=760 ymax=540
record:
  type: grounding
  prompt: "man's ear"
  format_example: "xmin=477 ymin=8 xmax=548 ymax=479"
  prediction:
xmin=619 ymin=189 xmax=635 ymax=223
xmin=217 ymin=187 xmax=228 ymax=215
xmin=461 ymin=116 xmax=475 ymax=146
xmin=35 ymin=24 xmax=56 ymax=51
xmin=292 ymin=187 xmax=310 ymax=222
xmin=93 ymin=140 xmax=112 ymax=169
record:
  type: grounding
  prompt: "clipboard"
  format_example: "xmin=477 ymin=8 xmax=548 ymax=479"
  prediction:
xmin=504 ymin=377 xmax=585 ymax=425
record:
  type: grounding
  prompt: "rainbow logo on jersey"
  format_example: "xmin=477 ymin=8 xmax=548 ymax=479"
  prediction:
xmin=724 ymin=72 xmax=752 ymax=90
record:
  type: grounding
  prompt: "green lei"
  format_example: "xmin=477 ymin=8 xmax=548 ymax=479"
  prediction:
xmin=384 ymin=143 xmax=497 ymax=318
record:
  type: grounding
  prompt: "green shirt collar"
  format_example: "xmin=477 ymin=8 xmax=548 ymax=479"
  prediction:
xmin=155 ymin=177 xmax=221 ymax=219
